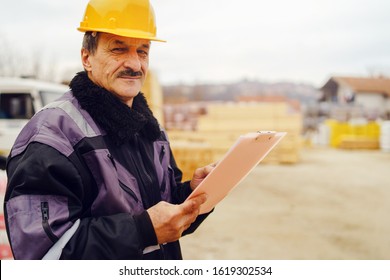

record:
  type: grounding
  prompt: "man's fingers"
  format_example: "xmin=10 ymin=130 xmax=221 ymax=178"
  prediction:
xmin=181 ymin=193 xmax=207 ymax=214
xmin=148 ymin=194 xmax=208 ymax=244
xmin=197 ymin=163 xmax=216 ymax=178
xmin=190 ymin=162 xmax=217 ymax=190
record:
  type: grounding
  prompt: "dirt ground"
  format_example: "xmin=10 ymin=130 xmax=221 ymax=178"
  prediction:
xmin=180 ymin=147 xmax=390 ymax=260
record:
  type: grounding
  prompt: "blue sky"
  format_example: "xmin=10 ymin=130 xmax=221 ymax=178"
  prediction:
xmin=1 ymin=0 xmax=390 ymax=87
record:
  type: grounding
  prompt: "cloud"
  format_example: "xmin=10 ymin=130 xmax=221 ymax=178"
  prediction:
xmin=1 ymin=0 xmax=390 ymax=86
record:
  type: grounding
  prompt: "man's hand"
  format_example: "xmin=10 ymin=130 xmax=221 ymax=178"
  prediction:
xmin=147 ymin=193 xmax=207 ymax=244
xmin=189 ymin=162 xmax=217 ymax=190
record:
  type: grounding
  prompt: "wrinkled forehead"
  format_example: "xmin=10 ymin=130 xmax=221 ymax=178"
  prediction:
xmin=99 ymin=32 xmax=151 ymax=48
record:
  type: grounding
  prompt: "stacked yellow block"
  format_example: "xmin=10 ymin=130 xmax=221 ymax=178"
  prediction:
xmin=168 ymin=102 xmax=303 ymax=179
xmin=325 ymin=120 xmax=380 ymax=149
xmin=170 ymin=141 xmax=214 ymax=181
xmin=197 ymin=102 xmax=302 ymax=163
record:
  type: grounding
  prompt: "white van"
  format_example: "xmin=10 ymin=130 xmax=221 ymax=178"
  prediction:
xmin=0 ymin=77 xmax=69 ymax=155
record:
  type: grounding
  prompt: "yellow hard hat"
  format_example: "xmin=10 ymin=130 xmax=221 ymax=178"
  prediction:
xmin=78 ymin=0 xmax=165 ymax=42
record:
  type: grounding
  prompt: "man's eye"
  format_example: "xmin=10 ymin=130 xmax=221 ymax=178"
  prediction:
xmin=112 ymin=48 xmax=127 ymax=53
xmin=138 ymin=50 xmax=148 ymax=57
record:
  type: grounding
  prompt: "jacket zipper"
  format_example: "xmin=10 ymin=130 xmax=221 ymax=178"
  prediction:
xmin=159 ymin=145 xmax=165 ymax=163
xmin=119 ymin=181 xmax=139 ymax=202
xmin=107 ymin=153 xmax=116 ymax=169
xmin=159 ymin=145 xmax=167 ymax=192
xmin=41 ymin=202 xmax=59 ymax=243
xmin=134 ymin=136 xmax=154 ymax=187
xmin=132 ymin=133 xmax=161 ymax=206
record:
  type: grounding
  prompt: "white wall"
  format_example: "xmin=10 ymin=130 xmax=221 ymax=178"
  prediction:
xmin=355 ymin=93 xmax=385 ymax=111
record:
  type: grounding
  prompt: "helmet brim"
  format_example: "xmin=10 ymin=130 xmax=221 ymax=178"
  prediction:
xmin=77 ymin=27 xmax=166 ymax=43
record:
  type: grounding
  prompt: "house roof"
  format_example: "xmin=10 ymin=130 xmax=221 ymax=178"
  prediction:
xmin=331 ymin=76 xmax=390 ymax=96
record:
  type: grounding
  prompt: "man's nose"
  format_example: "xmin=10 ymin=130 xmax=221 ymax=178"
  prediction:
xmin=123 ymin=50 xmax=141 ymax=71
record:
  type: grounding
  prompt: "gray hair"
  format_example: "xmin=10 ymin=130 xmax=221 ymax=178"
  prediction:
xmin=82 ymin=32 xmax=100 ymax=54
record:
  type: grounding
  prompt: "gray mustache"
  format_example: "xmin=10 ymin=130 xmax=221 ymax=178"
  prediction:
xmin=117 ymin=70 xmax=143 ymax=78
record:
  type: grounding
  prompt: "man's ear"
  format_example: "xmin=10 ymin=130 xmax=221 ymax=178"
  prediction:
xmin=81 ymin=48 xmax=92 ymax=71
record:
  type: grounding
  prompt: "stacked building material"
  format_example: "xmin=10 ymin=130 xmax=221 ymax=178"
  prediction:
xmin=169 ymin=141 xmax=214 ymax=181
xmin=325 ymin=119 xmax=380 ymax=149
xmin=168 ymin=102 xmax=303 ymax=179
xmin=196 ymin=102 xmax=302 ymax=163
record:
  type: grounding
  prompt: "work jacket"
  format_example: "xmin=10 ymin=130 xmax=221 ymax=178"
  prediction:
xmin=4 ymin=72 xmax=209 ymax=260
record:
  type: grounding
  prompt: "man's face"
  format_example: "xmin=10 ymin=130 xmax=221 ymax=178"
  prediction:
xmin=82 ymin=33 xmax=150 ymax=107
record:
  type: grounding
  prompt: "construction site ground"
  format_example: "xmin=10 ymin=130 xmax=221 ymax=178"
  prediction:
xmin=180 ymin=147 xmax=390 ymax=260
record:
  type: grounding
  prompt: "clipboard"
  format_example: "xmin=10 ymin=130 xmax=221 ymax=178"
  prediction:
xmin=186 ymin=131 xmax=287 ymax=214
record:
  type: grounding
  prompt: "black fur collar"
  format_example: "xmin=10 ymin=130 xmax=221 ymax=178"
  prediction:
xmin=69 ymin=71 xmax=161 ymax=145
